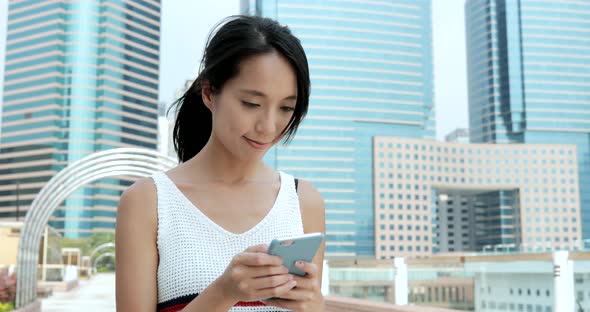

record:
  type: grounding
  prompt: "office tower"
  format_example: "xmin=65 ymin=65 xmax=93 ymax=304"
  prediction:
xmin=0 ymin=0 xmax=161 ymax=237
xmin=445 ymin=128 xmax=469 ymax=144
xmin=243 ymin=0 xmax=435 ymax=257
xmin=465 ymin=0 xmax=590 ymax=238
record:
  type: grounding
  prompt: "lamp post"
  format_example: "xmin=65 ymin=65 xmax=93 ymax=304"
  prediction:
xmin=16 ymin=180 xmax=20 ymax=221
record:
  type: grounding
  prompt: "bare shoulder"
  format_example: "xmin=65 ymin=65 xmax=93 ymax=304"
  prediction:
xmin=119 ymin=177 xmax=157 ymax=210
xmin=296 ymin=179 xmax=325 ymax=233
xmin=118 ymin=177 xmax=158 ymax=229
xmin=115 ymin=176 xmax=159 ymax=311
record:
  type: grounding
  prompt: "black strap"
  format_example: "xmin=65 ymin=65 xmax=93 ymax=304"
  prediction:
xmin=295 ymin=178 xmax=299 ymax=192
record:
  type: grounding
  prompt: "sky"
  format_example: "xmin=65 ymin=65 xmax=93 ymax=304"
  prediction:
xmin=0 ymin=0 xmax=469 ymax=141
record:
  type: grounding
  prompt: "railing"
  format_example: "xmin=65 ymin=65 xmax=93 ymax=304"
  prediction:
xmin=325 ymin=296 xmax=463 ymax=312
xmin=327 ymin=251 xmax=590 ymax=311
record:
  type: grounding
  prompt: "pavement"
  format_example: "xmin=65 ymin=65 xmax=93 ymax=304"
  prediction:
xmin=42 ymin=273 xmax=116 ymax=312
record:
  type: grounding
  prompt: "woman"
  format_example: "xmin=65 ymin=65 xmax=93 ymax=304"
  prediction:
xmin=115 ymin=15 xmax=326 ymax=312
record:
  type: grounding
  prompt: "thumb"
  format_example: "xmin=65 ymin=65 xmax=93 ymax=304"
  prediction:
xmin=245 ymin=244 xmax=269 ymax=253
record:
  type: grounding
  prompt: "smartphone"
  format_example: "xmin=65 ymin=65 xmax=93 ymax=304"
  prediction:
xmin=268 ymin=232 xmax=324 ymax=276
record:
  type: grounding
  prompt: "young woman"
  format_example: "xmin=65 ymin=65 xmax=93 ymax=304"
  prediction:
xmin=115 ymin=16 xmax=326 ymax=312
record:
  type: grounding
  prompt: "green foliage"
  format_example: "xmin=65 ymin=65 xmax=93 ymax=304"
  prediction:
xmin=57 ymin=232 xmax=115 ymax=256
xmin=95 ymin=253 xmax=115 ymax=273
xmin=90 ymin=233 xmax=115 ymax=272
xmin=58 ymin=237 xmax=90 ymax=255
xmin=88 ymin=233 xmax=115 ymax=251
xmin=0 ymin=302 xmax=14 ymax=312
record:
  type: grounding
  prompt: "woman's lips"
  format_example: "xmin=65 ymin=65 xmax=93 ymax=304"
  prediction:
xmin=244 ymin=137 xmax=270 ymax=149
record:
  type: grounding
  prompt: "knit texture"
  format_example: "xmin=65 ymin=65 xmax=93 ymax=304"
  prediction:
xmin=151 ymin=171 xmax=304 ymax=311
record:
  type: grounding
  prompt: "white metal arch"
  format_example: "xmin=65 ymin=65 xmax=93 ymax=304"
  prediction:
xmin=89 ymin=242 xmax=115 ymax=274
xmin=93 ymin=252 xmax=115 ymax=272
xmin=89 ymin=242 xmax=115 ymax=261
xmin=16 ymin=148 xmax=177 ymax=308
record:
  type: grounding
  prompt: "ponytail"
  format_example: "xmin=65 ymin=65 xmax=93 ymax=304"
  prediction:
xmin=170 ymin=77 xmax=211 ymax=163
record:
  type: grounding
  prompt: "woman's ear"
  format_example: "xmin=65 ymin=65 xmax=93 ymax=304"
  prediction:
xmin=201 ymin=80 xmax=215 ymax=112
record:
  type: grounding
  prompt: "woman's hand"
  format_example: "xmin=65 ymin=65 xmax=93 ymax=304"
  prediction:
xmin=215 ymin=244 xmax=298 ymax=304
xmin=262 ymin=261 xmax=324 ymax=311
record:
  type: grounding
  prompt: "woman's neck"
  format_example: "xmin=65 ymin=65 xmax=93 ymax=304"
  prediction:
xmin=187 ymin=139 xmax=270 ymax=185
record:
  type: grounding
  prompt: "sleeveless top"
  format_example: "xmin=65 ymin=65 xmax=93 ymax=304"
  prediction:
xmin=151 ymin=171 xmax=304 ymax=312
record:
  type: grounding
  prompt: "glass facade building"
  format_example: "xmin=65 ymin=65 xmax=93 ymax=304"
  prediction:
xmin=0 ymin=0 xmax=161 ymax=238
xmin=243 ymin=0 xmax=435 ymax=257
xmin=465 ymin=1 xmax=590 ymax=238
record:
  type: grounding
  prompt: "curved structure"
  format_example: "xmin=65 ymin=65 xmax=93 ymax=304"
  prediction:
xmin=93 ymin=252 xmax=115 ymax=272
xmin=16 ymin=148 xmax=177 ymax=308
xmin=89 ymin=242 xmax=115 ymax=274
xmin=89 ymin=242 xmax=115 ymax=262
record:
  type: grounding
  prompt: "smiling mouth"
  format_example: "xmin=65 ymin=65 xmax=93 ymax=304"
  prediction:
xmin=244 ymin=137 xmax=270 ymax=145
xmin=244 ymin=136 xmax=271 ymax=149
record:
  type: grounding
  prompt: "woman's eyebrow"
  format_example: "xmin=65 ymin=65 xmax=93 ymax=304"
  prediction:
xmin=240 ymin=89 xmax=297 ymax=100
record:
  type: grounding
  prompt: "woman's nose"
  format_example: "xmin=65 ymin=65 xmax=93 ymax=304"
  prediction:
xmin=255 ymin=112 xmax=276 ymax=134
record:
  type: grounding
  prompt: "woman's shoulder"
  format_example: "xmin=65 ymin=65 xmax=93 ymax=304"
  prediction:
xmin=291 ymin=177 xmax=325 ymax=233
xmin=118 ymin=176 xmax=158 ymax=225
xmin=121 ymin=176 xmax=157 ymax=201
xmin=294 ymin=179 xmax=324 ymax=209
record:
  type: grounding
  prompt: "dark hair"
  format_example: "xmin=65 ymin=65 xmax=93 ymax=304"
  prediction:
xmin=170 ymin=15 xmax=310 ymax=163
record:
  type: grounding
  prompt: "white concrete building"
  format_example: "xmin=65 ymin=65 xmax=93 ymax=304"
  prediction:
xmin=374 ymin=137 xmax=581 ymax=259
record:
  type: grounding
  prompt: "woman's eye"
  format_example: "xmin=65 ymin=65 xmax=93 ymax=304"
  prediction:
xmin=281 ymin=106 xmax=295 ymax=112
xmin=242 ymin=101 xmax=260 ymax=108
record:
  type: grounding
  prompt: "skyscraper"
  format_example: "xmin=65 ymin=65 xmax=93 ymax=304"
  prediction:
xmin=0 ymin=0 xmax=161 ymax=237
xmin=243 ymin=0 xmax=435 ymax=257
xmin=465 ymin=0 xmax=590 ymax=238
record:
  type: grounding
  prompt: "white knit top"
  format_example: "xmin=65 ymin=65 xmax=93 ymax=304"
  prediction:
xmin=151 ymin=171 xmax=304 ymax=312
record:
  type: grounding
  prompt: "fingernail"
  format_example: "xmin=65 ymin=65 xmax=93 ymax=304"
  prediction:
xmin=288 ymin=274 xmax=294 ymax=280
xmin=290 ymin=280 xmax=297 ymax=287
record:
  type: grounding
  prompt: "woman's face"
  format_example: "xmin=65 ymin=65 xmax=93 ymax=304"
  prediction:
xmin=205 ymin=51 xmax=298 ymax=160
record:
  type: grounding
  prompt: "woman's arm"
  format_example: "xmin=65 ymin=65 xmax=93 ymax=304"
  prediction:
xmin=115 ymin=179 xmax=236 ymax=312
xmin=298 ymin=179 xmax=326 ymax=281
xmin=115 ymin=179 xmax=159 ymax=311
